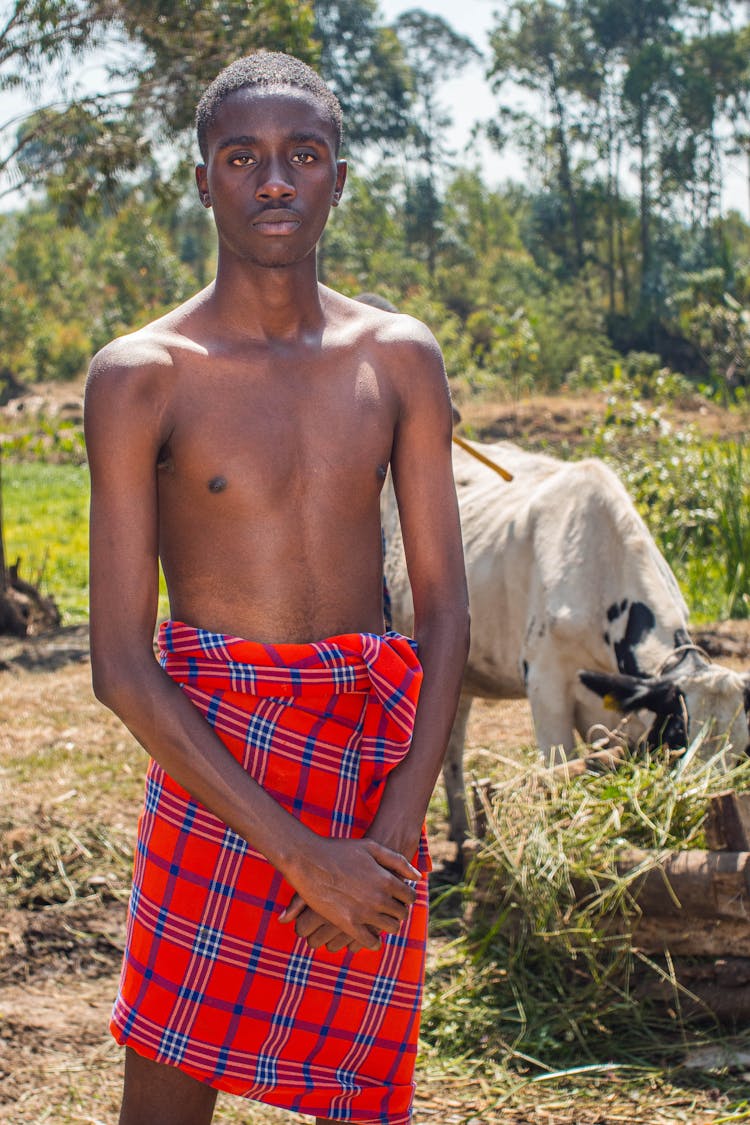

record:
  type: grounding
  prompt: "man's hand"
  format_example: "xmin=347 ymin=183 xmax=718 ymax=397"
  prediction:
xmin=280 ymin=907 xmax=364 ymax=954
xmin=278 ymin=837 xmax=419 ymax=952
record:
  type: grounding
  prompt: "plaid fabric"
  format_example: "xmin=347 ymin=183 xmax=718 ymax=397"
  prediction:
xmin=111 ymin=621 xmax=428 ymax=1124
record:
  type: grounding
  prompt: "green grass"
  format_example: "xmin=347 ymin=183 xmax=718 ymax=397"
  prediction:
xmin=1 ymin=458 xmax=169 ymax=624
xmin=3 ymin=394 xmax=749 ymax=624
xmin=2 ymin=460 xmax=90 ymax=622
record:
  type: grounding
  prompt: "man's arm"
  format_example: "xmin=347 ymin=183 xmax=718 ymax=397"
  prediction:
xmin=289 ymin=321 xmax=470 ymax=952
xmin=85 ymin=341 xmax=420 ymax=950
xmin=367 ymin=322 xmax=470 ymax=851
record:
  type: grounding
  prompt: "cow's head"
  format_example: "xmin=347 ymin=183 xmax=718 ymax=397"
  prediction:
xmin=579 ymin=659 xmax=750 ymax=762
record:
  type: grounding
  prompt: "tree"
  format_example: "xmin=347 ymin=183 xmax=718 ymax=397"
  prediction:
xmin=2 ymin=1 xmax=319 ymax=205
xmin=489 ymin=0 xmax=600 ymax=275
xmin=313 ymin=0 xmax=412 ymax=151
xmin=394 ymin=8 xmax=479 ymax=275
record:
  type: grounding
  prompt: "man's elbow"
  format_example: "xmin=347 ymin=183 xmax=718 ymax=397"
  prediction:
xmin=90 ymin=652 xmax=147 ymax=720
xmin=91 ymin=660 xmax=124 ymax=712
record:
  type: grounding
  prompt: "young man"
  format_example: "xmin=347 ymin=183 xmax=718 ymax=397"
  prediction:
xmin=85 ymin=52 xmax=469 ymax=1125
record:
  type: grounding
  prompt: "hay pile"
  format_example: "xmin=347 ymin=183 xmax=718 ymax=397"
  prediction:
xmin=423 ymin=745 xmax=750 ymax=1068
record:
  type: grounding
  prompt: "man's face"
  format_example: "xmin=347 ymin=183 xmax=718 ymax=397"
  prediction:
xmin=196 ymin=87 xmax=347 ymax=270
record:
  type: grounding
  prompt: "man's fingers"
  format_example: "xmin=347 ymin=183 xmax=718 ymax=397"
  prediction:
xmin=367 ymin=841 xmax=421 ymax=882
xmin=325 ymin=933 xmax=353 ymax=953
xmin=304 ymin=922 xmax=340 ymax=949
xmin=278 ymin=893 xmax=306 ymax=924
xmin=352 ymin=924 xmax=381 ymax=951
xmin=389 ymin=877 xmax=418 ymax=907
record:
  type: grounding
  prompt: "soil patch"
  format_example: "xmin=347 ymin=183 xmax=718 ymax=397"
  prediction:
xmin=458 ymin=390 xmax=750 ymax=450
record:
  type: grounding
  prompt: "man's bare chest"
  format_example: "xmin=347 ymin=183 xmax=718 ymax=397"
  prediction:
xmin=157 ymin=356 xmax=396 ymax=513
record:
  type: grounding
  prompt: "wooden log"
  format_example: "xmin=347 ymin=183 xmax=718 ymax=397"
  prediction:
xmin=612 ymin=847 xmax=750 ymax=957
xmin=705 ymin=791 xmax=750 ymax=851
xmin=630 ymin=915 xmax=750 ymax=958
xmin=632 ymin=957 xmax=750 ymax=1021
xmin=616 ymin=847 xmax=750 ymax=920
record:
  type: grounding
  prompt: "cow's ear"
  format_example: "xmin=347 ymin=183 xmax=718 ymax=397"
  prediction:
xmin=579 ymin=669 xmax=681 ymax=715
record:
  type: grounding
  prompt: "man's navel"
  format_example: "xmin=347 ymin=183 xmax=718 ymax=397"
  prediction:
xmin=208 ymin=475 xmax=228 ymax=494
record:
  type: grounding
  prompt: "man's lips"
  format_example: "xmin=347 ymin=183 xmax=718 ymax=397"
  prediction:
xmin=251 ymin=209 xmax=301 ymax=235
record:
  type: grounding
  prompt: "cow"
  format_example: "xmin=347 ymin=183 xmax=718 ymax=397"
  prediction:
xmin=381 ymin=439 xmax=750 ymax=849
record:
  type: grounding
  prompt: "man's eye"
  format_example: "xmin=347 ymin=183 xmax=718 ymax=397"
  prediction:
xmin=291 ymin=152 xmax=315 ymax=164
xmin=230 ymin=154 xmax=254 ymax=166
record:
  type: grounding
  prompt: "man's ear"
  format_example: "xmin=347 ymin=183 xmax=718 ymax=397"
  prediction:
xmin=332 ymin=159 xmax=347 ymax=206
xmin=195 ymin=163 xmax=211 ymax=208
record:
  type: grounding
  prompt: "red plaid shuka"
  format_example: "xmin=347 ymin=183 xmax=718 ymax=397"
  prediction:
xmin=111 ymin=620 xmax=428 ymax=1125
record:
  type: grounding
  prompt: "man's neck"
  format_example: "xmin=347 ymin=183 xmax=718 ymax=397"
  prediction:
xmin=209 ymin=251 xmax=326 ymax=344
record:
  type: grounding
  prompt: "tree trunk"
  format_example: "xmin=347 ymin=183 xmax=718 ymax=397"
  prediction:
xmin=0 ymin=446 xmax=7 ymax=593
xmin=615 ymin=136 xmax=631 ymax=315
xmin=549 ymin=65 xmax=585 ymax=273
xmin=605 ymin=93 xmax=616 ymax=315
xmin=638 ymin=101 xmax=652 ymax=306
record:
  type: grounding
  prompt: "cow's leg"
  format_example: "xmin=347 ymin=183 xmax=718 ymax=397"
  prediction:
xmin=442 ymin=694 xmax=473 ymax=849
xmin=526 ymin=661 xmax=577 ymax=766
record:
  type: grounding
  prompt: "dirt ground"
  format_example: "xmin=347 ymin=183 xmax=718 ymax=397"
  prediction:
xmin=455 ymin=388 xmax=750 ymax=449
xmin=2 ymin=625 xmax=750 ymax=1124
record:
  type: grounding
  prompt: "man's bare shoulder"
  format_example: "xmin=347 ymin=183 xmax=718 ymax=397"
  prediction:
xmin=85 ymin=291 xmax=209 ymax=404
xmin=325 ymin=288 xmax=444 ymax=376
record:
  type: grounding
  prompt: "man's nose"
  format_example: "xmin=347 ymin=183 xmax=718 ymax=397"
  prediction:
xmin=256 ymin=163 xmax=296 ymax=202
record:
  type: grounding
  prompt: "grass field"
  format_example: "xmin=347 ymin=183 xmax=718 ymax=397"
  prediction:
xmin=3 ymin=385 xmax=750 ymax=625
xmin=2 ymin=461 xmax=89 ymax=622
xmin=1 ymin=459 xmax=168 ymax=623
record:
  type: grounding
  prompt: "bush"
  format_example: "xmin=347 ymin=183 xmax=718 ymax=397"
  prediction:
xmin=30 ymin=320 xmax=92 ymax=382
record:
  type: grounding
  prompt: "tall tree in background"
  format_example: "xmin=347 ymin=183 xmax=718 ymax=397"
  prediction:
xmin=489 ymin=0 xmax=600 ymax=275
xmin=314 ymin=0 xmax=411 ymax=151
xmin=394 ymin=7 xmax=479 ymax=275
xmin=590 ymin=0 xmax=683 ymax=313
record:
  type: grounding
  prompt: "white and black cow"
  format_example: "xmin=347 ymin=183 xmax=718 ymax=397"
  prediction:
xmin=382 ymin=440 xmax=750 ymax=847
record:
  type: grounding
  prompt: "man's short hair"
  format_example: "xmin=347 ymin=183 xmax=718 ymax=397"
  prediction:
xmin=196 ymin=52 xmax=343 ymax=160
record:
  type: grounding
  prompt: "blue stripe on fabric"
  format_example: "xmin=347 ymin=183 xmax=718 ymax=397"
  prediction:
xmin=221 ymin=826 xmax=247 ymax=855
xmin=205 ymin=691 xmax=222 ymax=728
xmin=255 ymin=1053 xmax=277 ymax=1086
xmin=331 ymin=808 xmax=355 ymax=828
xmin=159 ymin=1026 xmax=190 ymax=1064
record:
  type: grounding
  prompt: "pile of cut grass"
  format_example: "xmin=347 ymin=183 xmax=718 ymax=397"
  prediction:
xmin=422 ymin=744 xmax=750 ymax=1069
xmin=0 ymin=814 xmax=133 ymax=908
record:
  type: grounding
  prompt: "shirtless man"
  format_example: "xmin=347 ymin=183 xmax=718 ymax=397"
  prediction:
xmin=85 ymin=53 xmax=469 ymax=1125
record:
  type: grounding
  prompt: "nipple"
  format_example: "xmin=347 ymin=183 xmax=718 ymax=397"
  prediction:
xmin=208 ymin=475 xmax=227 ymax=494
